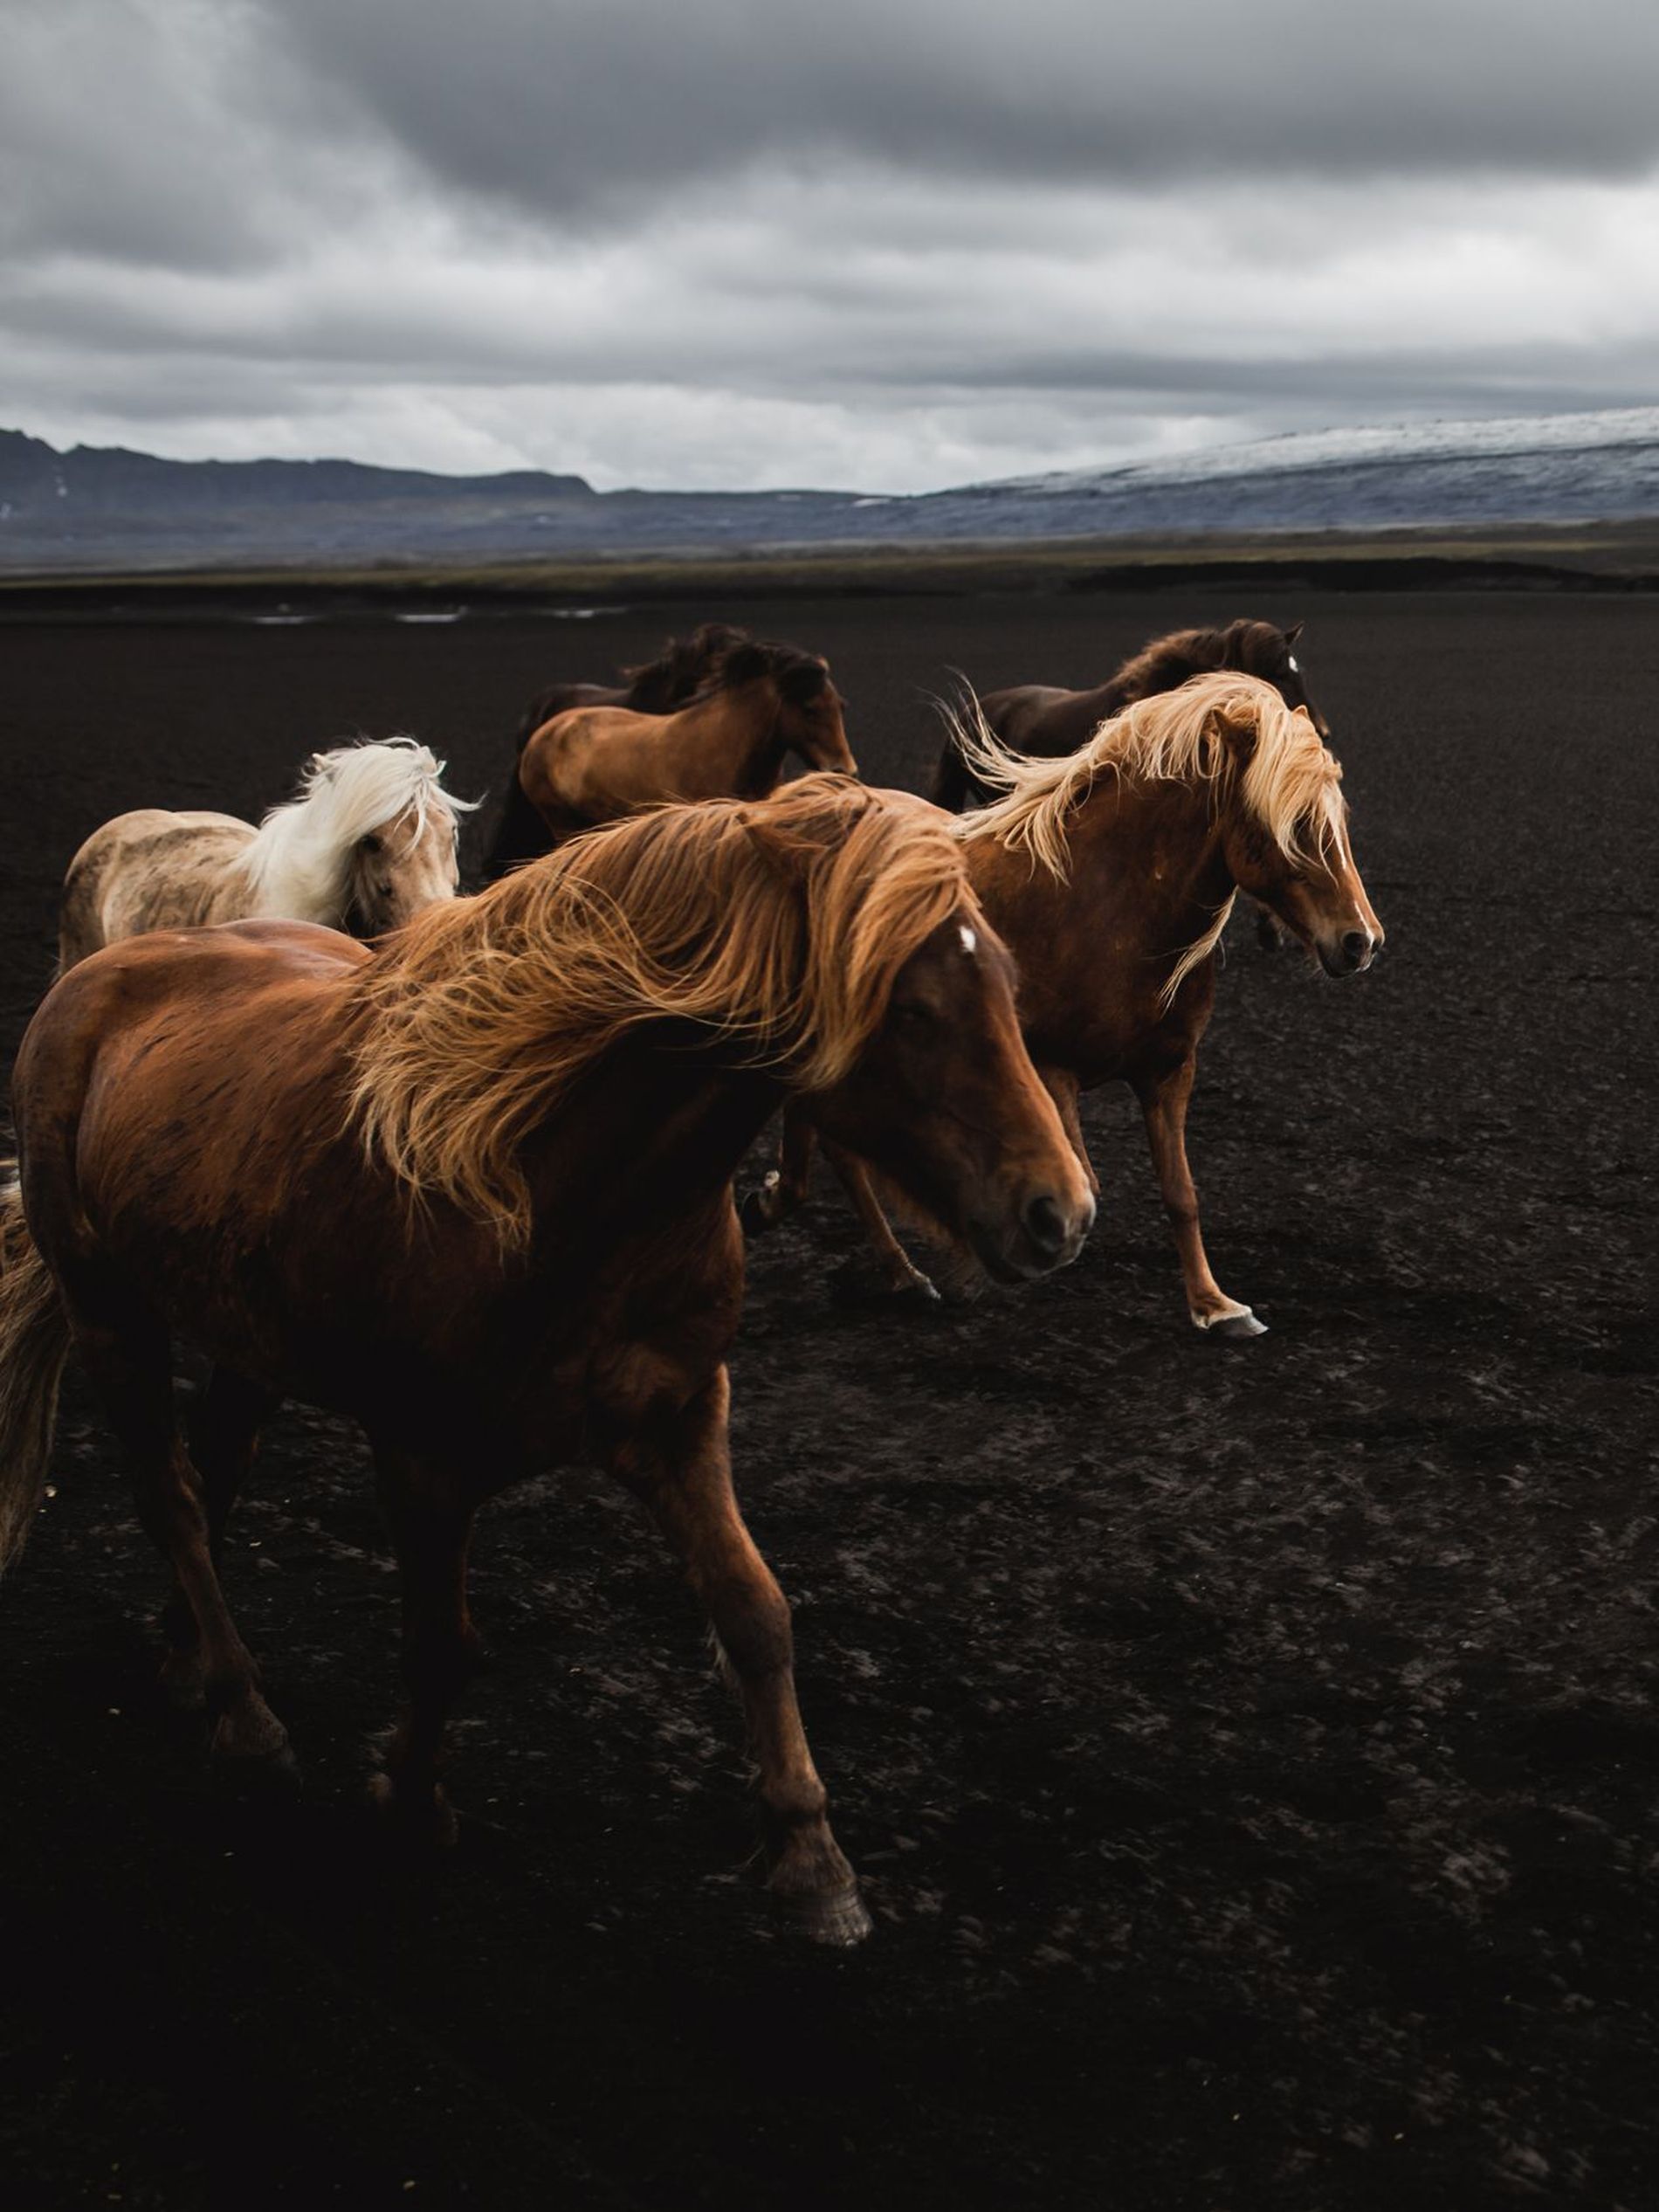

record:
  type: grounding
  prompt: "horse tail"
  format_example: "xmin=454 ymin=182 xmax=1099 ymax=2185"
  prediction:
xmin=926 ymin=718 xmax=983 ymax=811
xmin=0 ymin=1177 xmax=70 ymax=1573
xmin=481 ymin=770 xmax=555 ymax=884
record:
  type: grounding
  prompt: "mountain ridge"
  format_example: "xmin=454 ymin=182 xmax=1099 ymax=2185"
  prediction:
xmin=4 ymin=407 xmax=1658 ymax=573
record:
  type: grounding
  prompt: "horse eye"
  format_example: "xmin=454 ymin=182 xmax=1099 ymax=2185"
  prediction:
xmin=360 ymin=832 xmax=382 ymax=855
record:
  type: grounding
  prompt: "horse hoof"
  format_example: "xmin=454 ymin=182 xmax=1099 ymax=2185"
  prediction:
xmin=1200 ymin=1308 xmax=1268 ymax=1340
xmin=368 ymin=1773 xmax=460 ymax=1851
xmin=210 ymin=1728 xmax=302 ymax=1795
xmin=739 ymin=1185 xmax=778 ymax=1240
xmin=770 ymin=1879 xmax=873 ymax=1948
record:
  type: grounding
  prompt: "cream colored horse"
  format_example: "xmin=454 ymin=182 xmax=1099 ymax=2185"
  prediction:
xmin=59 ymin=739 xmax=476 ymax=969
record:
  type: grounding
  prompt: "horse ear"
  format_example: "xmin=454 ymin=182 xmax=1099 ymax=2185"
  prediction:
xmin=1211 ymin=703 xmax=1260 ymax=763
xmin=721 ymin=643 xmax=768 ymax=686
xmin=1282 ymin=621 xmax=1304 ymax=648
xmin=780 ymin=658 xmax=830 ymax=706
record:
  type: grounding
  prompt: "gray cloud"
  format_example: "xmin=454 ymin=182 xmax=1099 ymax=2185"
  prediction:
xmin=3 ymin=0 xmax=1657 ymax=493
xmin=272 ymin=0 xmax=1659 ymax=219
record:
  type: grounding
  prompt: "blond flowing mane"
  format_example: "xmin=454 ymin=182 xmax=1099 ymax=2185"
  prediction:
xmin=954 ymin=672 xmax=1344 ymax=876
xmin=241 ymin=738 xmax=476 ymax=924
xmin=349 ymin=775 xmax=967 ymax=1247
xmin=953 ymin=671 xmax=1346 ymax=1004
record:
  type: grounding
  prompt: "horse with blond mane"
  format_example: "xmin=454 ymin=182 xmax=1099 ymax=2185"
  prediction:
xmin=748 ymin=672 xmax=1381 ymax=1335
xmin=58 ymin=737 xmax=473 ymax=968
xmin=0 ymin=775 xmax=1092 ymax=1945
xmin=512 ymin=637 xmax=858 ymax=852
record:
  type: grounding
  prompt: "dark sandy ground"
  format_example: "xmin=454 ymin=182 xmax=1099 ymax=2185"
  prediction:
xmin=0 ymin=589 xmax=1655 ymax=2210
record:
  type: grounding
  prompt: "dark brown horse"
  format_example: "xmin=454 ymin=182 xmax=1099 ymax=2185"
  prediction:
xmin=0 ymin=776 xmax=1092 ymax=1945
xmin=515 ymin=638 xmax=857 ymax=848
xmin=929 ymin=618 xmax=1325 ymax=810
xmin=748 ymin=674 xmax=1380 ymax=1335
xmin=484 ymin=622 xmax=747 ymax=880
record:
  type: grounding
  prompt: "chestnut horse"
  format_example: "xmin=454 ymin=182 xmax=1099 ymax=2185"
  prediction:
xmin=59 ymin=737 xmax=473 ymax=968
xmin=484 ymin=622 xmax=747 ymax=880
xmin=928 ymin=618 xmax=1325 ymax=811
xmin=748 ymin=673 xmax=1381 ymax=1335
xmin=514 ymin=638 xmax=857 ymax=849
xmin=0 ymin=776 xmax=1091 ymax=1946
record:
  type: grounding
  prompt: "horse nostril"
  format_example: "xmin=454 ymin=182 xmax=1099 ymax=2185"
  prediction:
xmin=1022 ymin=1193 xmax=1070 ymax=1257
xmin=1342 ymin=930 xmax=1371 ymax=967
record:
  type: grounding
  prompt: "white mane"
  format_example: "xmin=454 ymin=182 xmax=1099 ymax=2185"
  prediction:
xmin=239 ymin=738 xmax=476 ymax=925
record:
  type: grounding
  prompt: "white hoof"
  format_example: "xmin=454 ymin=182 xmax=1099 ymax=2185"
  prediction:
xmin=1193 ymin=1304 xmax=1267 ymax=1340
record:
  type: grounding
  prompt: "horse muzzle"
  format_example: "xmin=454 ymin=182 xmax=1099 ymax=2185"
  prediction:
xmin=1317 ymin=926 xmax=1382 ymax=978
xmin=969 ymin=1186 xmax=1097 ymax=1283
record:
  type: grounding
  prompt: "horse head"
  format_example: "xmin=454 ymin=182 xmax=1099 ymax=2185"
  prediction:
xmin=757 ymin=782 xmax=1093 ymax=1280
xmin=1209 ymin=686 xmax=1383 ymax=978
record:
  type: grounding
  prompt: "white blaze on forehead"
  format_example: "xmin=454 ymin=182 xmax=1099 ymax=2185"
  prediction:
xmin=1287 ymin=654 xmax=1301 ymax=673
xmin=958 ymin=922 xmax=978 ymax=955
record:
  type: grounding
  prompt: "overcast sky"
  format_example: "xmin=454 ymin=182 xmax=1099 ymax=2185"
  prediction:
xmin=4 ymin=0 xmax=1658 ymax=493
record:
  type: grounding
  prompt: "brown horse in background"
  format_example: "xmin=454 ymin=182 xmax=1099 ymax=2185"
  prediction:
xmin=0 ymin=776 xmax=1091 ymax=1946
xmin=749 ymin=674 xmax=1380 ymax=1335
xmin=515 ymin=638 xmax=857 ymax=849
xmin=484 ymin=622 xmax=747 ymax=880
xmin=929 ymin=618 xmax=1325 ymax=811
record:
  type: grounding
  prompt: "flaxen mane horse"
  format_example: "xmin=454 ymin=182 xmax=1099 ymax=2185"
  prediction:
xmin=0 ymin=775 xmax=1092 ymax=1946
xmin=484 ymin=622 xmax=747 ymax=880
xmin=58 ymin=737 xmax=473 ymax=968
xmin=513 ymin=637 xmax=858 ymax=851
xmin=929 ymin=618 xmax=1325 ymax=811
xmin=748 ymin=673 xmax=1381 ymax=1335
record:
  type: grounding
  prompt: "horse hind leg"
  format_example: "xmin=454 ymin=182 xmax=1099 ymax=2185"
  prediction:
xmin=739 ymin=1104 xmax=816 ymax=1237
xmin=615 ymin=1369 xmax=869 ymax=1947
xmin=70 ymin=1289 xmax=293 ymax=1770
xmin=158 ymin=1368 xmax=279 ymax=1711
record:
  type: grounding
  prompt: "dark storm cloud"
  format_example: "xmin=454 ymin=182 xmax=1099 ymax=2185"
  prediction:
xmin=272 ymin=0 xmax=1659 ymax=222
xmin=3 ymin=0 xmax=1657 ymax=491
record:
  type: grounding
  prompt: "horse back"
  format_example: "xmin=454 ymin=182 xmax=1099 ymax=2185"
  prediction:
xmin=15 ymin=921 xmax=368 ymax=1274
xmin=982 ymin=685 xmax=1114 ymax=758
xmin=59 ymin=806 xmax=259 ymax=968
xmin=520 ymin=699 xmax=705 ymax=824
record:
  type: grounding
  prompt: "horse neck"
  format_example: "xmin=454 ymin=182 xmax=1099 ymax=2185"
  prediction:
xmin=664 ymin=680 xmax=782 ymax=795
xmin=517 ymin=1046 xmax=780 ymax=1255
xmin=1077 ymin=773 xmax=1235 ymax=936
xmin=239 ymin=801 xmax=349 ymax=926
xmin=982 ymin=770 xmax=1236 ymax=1000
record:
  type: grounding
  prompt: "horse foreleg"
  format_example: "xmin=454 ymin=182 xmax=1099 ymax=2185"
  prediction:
xmin=72 ymin=1295 xmax=292 ymax=1768
xmin=614 ymin=1368 xmax=870 ymax=1946
xmin=1134 ymin=1058 xmax=1265 ymax=1339
xmin=1039 ymin=1065 xmax=1099 ymax=1194
xmin=159 ymin=1367 xmax=278 ymax=1711
xmin=739 ymin=1103 xmax=816 ymax=1237
xmin=823 ymin=1141 xmax=940 ymax=1300
xmin=370 ymin=1443 xmax=480 ymax=1847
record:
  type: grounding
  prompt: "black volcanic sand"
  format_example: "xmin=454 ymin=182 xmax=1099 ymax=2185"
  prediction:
xmin=1 ymin=591 xmax=1655 ymax=2211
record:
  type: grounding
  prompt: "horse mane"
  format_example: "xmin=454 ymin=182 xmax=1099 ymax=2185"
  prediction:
xmin=695 ymin=637 xmax=831 ymax=706
xmin=619 ymin=622 xmax=749 ymax=712
xmin=240 ymin=739 xmax=476 ymax=925
xmin=953 ymin=672 xmax=1346 ymax=1005
xmin=1105 ymin=618 xmax=1296 ymax=708
xmin=348 ymin=775 xmax=967 ymax=1249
